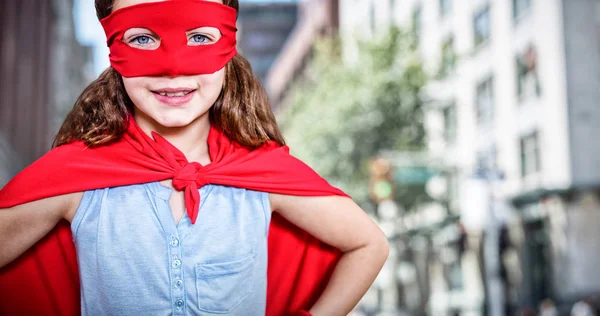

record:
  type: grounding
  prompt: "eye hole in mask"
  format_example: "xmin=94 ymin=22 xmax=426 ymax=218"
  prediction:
xmin=123 ymin=27 xmax=222 ymax=50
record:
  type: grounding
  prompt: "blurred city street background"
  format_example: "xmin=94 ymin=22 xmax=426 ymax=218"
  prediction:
xmin=1 ymin=0 xmax=599 ymax=315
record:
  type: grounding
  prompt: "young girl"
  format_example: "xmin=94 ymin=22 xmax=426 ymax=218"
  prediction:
xmin=0 ymin=0 xmax=389 ymax=315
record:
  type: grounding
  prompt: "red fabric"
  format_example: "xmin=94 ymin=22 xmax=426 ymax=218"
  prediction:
xmin=0 ymin=118 xmax=347 ymax=315
xmin=100 ymin=0 xmax=237 ymax=77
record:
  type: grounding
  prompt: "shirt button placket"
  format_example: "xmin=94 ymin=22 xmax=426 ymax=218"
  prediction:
xmin=170 ymin=236 xmax=180 ymax=247
xmin=169 ymin=234 xmax=185 ymax=315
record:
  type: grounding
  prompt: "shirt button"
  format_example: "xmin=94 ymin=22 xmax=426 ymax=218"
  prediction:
xmin=170 ymin=237 xmax=179 ymax=247
xmin=172 ymin=259 xmax=182 ymax=269
xmin=175 ymin=299 xmax=184 ymax=308
xmin=174 ymin=279 xmax=183 ymax=288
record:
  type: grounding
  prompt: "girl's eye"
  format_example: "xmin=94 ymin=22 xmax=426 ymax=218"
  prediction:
xmin=123 ymin=28 xmax=160 ymax=50
xmin=190 ymin=34 xmax=211 ymax=44
xmin=131 ymin=35 xmax=154 ymax=45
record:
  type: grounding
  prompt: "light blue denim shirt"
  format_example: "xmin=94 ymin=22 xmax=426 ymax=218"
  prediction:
xmin=71 ymin=182 xmax=271 ymax=316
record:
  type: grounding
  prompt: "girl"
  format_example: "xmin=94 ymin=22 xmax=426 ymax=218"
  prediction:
xmin=0 ymin=0 xmax=389 ymax=315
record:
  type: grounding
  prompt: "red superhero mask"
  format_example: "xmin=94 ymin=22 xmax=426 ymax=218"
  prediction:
xmin=100 ymin=0 xmax=237 ymax=77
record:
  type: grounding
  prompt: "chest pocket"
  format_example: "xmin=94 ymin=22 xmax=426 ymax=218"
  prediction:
xmin=195 ymin=252 xmax=256 ymax=313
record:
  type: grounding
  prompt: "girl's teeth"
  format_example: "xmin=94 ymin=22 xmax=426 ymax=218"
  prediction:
xmin=158 ymin=92 xmax=189 ymax=97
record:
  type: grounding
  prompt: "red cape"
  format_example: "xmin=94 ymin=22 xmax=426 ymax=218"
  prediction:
xmin=0 ymin=119 xmax=347 ymax=315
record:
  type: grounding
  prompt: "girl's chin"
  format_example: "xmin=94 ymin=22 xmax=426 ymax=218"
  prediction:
xmin=134 ymin=106 xmax=210 ymax=129
xmin=152 ymin=111 xmax=209 ymax=128
xmin=154 ymin=117 xmax=195 ymax=128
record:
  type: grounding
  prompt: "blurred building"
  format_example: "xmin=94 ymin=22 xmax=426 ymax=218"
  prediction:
xmin=340 ymin=0 xmax=600 ymax=315
xmin=0 ymin=0 xmax=93 ymax=185
xmin=237 ymin=1 xmax=299 ymax=86
xmin=264 ymin=0 xmax=339 ymax=110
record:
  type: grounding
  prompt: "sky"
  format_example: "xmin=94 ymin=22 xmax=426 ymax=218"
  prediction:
xmin=73 ymin=0 xmax=299 ymax=75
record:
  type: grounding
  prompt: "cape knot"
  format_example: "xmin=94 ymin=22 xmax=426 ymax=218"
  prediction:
xmin=172 ymin=162 xmax=209 ymax=191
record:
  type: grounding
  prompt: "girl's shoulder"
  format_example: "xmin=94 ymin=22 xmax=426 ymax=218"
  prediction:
xmin=8 ymin=191 xmax=84 ymax=223
xmin=62 ymin=191 xmax=86 ymax=223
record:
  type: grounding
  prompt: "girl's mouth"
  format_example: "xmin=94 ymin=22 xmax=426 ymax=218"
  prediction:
xmin=151 ymin=88 xmax=196 ymax=106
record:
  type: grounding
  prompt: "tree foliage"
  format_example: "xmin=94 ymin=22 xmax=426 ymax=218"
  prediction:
xmin=278 ymin=27 xmax=429 ymax=211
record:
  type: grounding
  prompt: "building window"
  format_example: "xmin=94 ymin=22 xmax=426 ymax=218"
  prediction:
xmin=516 ymin=45 xmax=541 ymax=101
xmin=513 ymin=0 xmax=532 ymax=21
xmin=473 ymin=5 xmax=491 ymax=47
xmin=443 ymin=103 xmax=457 ymax=145
xmin=520 ymin=132 xmax=540 ymax=177
xmin=440 ymin=36 xmax=456 ymax=77
xmin=476 ymin=75 xmax=494 ymax=124
xmin=412 ymin=6 xmax=422 ymax=44
xmin=476 ymin=146 xmax=498 ymax=171
xmin=440 ymin=0 xmax=452 ymax=17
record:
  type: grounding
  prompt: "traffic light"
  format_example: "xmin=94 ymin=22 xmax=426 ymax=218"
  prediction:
xmin=369 ymin=157 xmax=394 ymax=203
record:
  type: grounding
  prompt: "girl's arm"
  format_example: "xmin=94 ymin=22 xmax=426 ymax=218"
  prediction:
xmin=0 ymin=192 xmax=83 ymax=268
xmin=269 ymin=194 xmax=389 ymax=316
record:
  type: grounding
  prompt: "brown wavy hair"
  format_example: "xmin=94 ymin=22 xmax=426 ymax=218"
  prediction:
xmin=53 ymin=0 xmax=285 ymax=149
